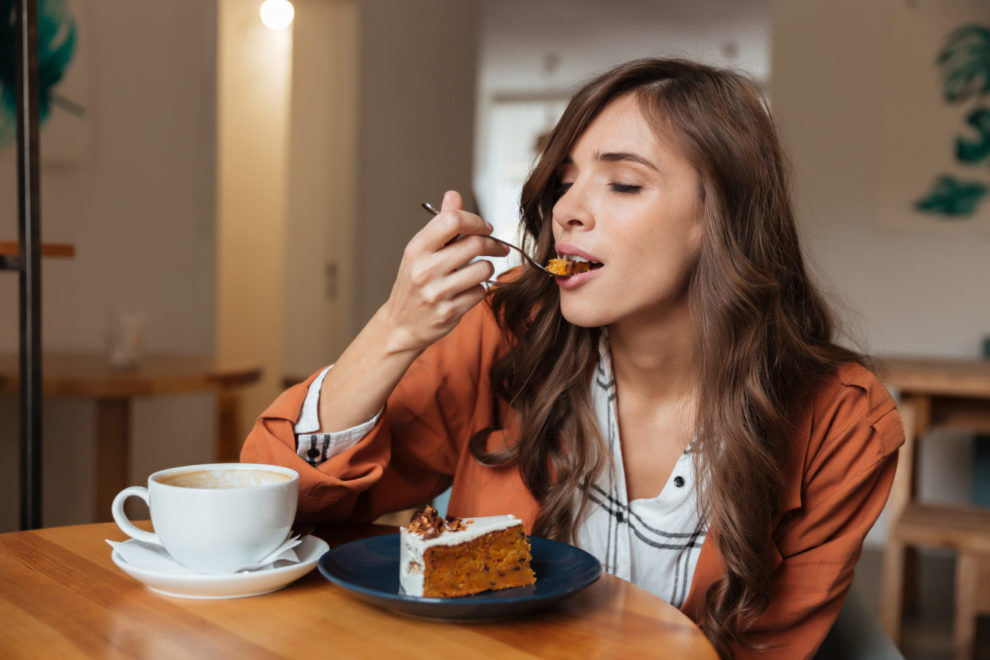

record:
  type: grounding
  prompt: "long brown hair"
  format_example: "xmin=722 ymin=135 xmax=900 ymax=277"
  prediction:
xmin=469 ymin=58 xmax=861 ymax=657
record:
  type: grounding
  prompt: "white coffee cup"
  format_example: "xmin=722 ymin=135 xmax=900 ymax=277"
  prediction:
xmin=111 ymin=463 xmax=299 ymax=574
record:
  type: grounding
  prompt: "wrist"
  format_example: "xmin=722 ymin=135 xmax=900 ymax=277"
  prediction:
xmin=370 ymin=304 xmax=425 ymax=360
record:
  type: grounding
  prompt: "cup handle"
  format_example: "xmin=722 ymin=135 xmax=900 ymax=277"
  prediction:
xmin=111 ymin=486 xmax=161 ymax=546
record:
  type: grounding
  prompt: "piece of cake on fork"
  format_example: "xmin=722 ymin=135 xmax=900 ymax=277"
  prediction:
xmin=399 ymin=506 xmax=536 ymax=597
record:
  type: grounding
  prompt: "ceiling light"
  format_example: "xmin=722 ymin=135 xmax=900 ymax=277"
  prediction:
xmin=260 ymin=0 xmax=294 ymax=30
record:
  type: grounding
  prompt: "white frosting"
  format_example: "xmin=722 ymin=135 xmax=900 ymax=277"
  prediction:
xmin=399 ymin=514 xmax=523 ymax=597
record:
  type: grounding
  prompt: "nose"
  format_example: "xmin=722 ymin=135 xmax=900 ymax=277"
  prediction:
xmin=552 ymin=181 xmax=594 ymax=232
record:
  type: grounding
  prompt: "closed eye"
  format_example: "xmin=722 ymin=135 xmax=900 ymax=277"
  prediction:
xmin=610 ymin=183 xmax=642 ymax=194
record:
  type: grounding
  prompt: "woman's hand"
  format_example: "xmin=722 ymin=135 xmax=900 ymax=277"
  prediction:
xmin=315 ymin=190 xmax=508 ymax=433
xmin=380 ymin=190 xmax=509 ymax=356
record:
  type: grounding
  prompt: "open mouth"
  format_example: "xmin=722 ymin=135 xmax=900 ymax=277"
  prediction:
xmin=546 ymin=255 xmax=604 ymax=277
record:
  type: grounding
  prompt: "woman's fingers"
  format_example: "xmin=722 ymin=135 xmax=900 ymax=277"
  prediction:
xmin=441 ymin=234 xmax=510 ymax=270
xmin=408 ymin=244 xmax=498 ymax=302
xmin=422 ymin=213 xmax=494 ymax=253
xmin=407 ymin=235 xmax=506 ymax=297
xmin=437 ymin=257 xmax=497 ymax=297
xmin=440 ymin=189 xmax=462 ymax=212
xmin=406 ymin=198 xmax=506 ymax=284
xmin=415 ymin=191 xmax=493 ymax=253
xmin=382 ymin=190 xmax=508 ymax=353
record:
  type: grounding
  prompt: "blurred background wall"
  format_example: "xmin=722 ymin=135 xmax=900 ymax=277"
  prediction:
xmin=771 ymin=0 xmax=990 ymax=530
xmin=0 ymin=1 xmax=218 ymax=527
xmin=0 ymin=0 xmax=987 ymax=550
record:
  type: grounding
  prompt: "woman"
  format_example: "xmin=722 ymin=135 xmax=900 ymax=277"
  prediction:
xmin=243 ymin=58 xmax=903 ymax=658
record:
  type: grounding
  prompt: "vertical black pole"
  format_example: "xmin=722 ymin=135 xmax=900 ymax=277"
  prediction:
xmin=16 ymin=0 xmax=42 ymax=530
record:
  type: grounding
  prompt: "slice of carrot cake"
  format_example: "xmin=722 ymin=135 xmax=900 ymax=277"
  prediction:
xmin=399 ymin=506 xmax=536 ymax=598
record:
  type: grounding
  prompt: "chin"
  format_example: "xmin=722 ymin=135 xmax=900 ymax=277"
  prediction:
xmin=559 ymin=301 xmax=615 ymax=329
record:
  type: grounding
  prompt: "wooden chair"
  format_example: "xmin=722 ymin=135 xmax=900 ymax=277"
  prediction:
xmin=886 ymin=503 xmax=990 ymax=659
xmin=878 ymin=358 xmax=990 ymax=660
xmin=956 ymin=548 xmax=990 ymax=659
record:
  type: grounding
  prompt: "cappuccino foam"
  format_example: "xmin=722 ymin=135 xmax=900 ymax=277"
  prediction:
xmin=158 ymin=469 xmax=292 ymax=489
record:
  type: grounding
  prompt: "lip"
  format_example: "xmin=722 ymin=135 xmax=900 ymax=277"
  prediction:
xmin=553 ymin=259 xmax=603 ymax=289
xmin=554 ymin=267 xmax=601 ymax=290
xmin=552 ymin=243 xmax=603 ymax=289
xmin=553 ymin=243 xmax=601 ymax=263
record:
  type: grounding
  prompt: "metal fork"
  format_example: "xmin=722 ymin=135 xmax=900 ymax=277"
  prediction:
xmin=421 ymin=202 xmax=553 ymax=275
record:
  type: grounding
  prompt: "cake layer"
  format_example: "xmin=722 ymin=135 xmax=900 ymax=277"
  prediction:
xmin=420 ymin=526 xmax=535 ymax=597
xmin=399 ymin=507 xmax=535 ymax=597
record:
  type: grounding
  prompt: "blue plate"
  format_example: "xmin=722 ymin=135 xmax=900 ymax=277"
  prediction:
xmin=318 ymin=534 xmax=602 ymax=620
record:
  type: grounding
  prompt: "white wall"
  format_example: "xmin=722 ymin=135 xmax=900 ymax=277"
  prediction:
xmin=0 ymin=1 xmax=218 ymax=531
xmin=216 ymin=0 xmax=293 ymax=440
xmin=220 ymin=0 xmax=481 ymax=428
xmin=352 ymin=0 xmax=482 ymax=329
xmin=282 ymin=0 xmax=359 ymax=379
xmin=770 ymin=0 xmax=990 ymax=537
xmin=246 ymin=0 xmax=481 ymax=390
xmin=771 ymin=0 xmax=990 ymax=361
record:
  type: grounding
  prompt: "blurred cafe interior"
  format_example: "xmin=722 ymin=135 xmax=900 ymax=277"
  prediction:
xmin=1 ymin=0 xmax=989 ymax=657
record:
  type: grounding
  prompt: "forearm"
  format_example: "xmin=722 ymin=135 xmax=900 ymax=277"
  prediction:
xmin=318 ymin=189 xmax=505 ymax=432
xmin=316 ymin=304 xmax=422 ymax=433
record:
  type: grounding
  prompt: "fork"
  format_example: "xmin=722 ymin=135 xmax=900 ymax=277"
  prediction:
xmin=421 ymin=202 xmax=553 ymax=275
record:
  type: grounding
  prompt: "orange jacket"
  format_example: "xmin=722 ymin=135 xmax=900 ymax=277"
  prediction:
xmin=242 ymin=299 xmax=903 ymax=659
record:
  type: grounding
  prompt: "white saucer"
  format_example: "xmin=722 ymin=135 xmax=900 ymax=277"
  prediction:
xmin=111 ymin=535 xmax=329 ymax=599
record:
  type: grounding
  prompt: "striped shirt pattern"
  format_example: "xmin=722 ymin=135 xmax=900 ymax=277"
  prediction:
xmin=294 ymin=366 xmax=381 ymax=466
xmin=573 ymin=334 xmax=707 ymax=608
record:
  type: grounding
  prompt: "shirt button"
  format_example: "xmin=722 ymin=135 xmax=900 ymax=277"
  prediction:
xmin=673 ymin=476 xmax=685 ymax=488
xmin=307 ymin=447 xmax=320 ymax=459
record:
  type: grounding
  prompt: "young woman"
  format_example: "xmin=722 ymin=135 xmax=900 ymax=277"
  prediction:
xmin=242 ymin=58 xmax=903 ymax=658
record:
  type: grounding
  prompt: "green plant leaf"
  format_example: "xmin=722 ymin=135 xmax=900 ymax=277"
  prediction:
xmin=937 ymin=24 xmax=990 ymax=103
xmin=914 ymin=174 xmax=988 ymax=217
xmin=956 ymin=106 xmax=990 ymax=164
xmin=0 ymin=0 xmax=78 ymax=148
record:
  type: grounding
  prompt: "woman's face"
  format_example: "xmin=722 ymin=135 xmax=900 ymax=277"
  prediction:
xmin=552 ymin=92 xmax=704 ymax=330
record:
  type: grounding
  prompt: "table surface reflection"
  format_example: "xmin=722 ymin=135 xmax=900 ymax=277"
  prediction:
xmin=0 ymin=521 xmax=717 ymax=658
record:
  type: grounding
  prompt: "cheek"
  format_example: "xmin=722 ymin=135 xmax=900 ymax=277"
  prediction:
xmin=683 ymin=222 xmax=704 ymax=268
xmin=627 ymin=219 xmax=700 ymax=270
xmin=667 ymin=203 xmax=705 ymax=267
xmin=626 ymin=220 xmax=703 ymax=290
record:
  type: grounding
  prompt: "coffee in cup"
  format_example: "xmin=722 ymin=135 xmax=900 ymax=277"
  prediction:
xmin=111 ymin=463 xmax=299 ymax=574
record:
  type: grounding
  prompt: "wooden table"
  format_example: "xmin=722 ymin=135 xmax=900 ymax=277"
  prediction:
xmin=878 ymin=356 xmax=990 ymax=659
xmin=0 ymin=522 xmax=717 ymax=658
xmin=0 ymin=352 xmax=262 ymax=522
xmin=0 ymin=240 xmax=74 ymax=271
xmin=0 ymin=241 xmax=75 ymax=259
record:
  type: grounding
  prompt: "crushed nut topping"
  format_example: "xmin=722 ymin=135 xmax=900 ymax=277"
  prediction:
xmin=404 ymin=505 xmax=470 ymax=539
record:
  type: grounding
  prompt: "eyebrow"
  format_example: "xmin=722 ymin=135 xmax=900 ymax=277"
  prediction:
xmin=598 ymin=151 xmax=659 ymax=171
xmin=560 ymin=152 xmax=659 ymax=172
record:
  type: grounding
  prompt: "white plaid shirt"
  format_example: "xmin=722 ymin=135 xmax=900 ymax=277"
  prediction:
xmin=573 ymin=334 xmax=706 ymax=608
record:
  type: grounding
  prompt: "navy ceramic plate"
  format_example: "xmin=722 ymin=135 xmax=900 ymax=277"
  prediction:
xmin=318 ymin=534 xmax=602 ymax=620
